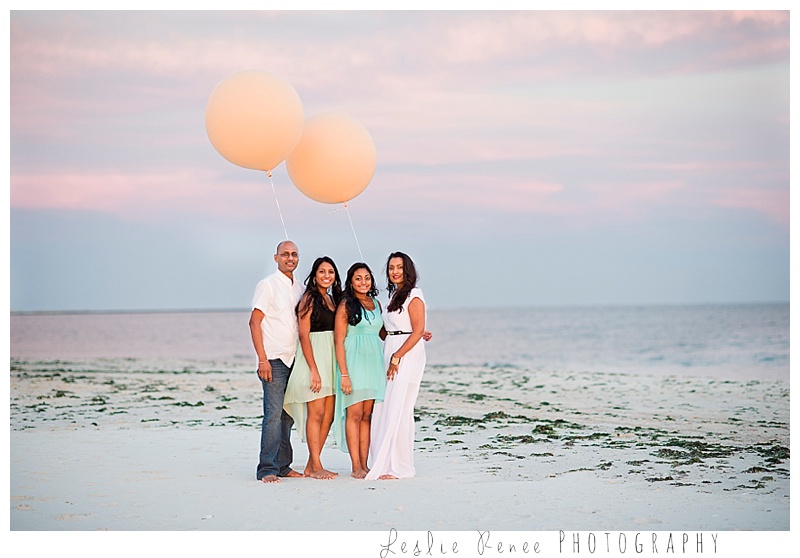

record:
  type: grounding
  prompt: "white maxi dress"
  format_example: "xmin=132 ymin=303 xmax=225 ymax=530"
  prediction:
xmin=366 ymin=287 xmax=427 ymax=479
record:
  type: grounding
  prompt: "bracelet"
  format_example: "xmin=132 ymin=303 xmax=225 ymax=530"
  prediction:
xmin=341 ymin=374 xmax=349 ymax=377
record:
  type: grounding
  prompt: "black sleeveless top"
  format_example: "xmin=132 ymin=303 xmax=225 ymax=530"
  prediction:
xmin=310 ymin=301 xmax=335 ymax=333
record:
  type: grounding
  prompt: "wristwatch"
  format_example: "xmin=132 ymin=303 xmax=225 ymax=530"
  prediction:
xmin=390 ymin=355 xmax=401 ymax=366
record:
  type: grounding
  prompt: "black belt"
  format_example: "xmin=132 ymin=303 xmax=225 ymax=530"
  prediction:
xmin=386 ymin=330 xmax=412 ymax=335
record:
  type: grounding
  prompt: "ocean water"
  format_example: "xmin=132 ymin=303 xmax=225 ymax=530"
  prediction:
xmin=9 ymin=303 xmax=789 ymax=381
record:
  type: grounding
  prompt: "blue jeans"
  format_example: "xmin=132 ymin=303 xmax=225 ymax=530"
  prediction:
xmin=256 ymin=359 xmax=295 ymax=480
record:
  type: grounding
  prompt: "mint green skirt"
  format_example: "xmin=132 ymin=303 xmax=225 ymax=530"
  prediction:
xmin=331 ymin=331 xmax=386 ymax=451
xmin=283 ymin=331 xmax=335 ymax=443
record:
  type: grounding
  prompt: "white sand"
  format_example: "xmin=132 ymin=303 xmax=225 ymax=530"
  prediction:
xmin=8 ymin=363 xmax=791 ymax=554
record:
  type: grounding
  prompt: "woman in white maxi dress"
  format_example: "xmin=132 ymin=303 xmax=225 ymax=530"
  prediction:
xmin=366 ymin=253 xmax=427 ymax=480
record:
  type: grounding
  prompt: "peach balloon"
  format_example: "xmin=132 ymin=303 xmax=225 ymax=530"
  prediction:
xmin=286 ymin=112 xmax=377 ymax=204
xmin=205 ymin=70 xmax=304 ymax=171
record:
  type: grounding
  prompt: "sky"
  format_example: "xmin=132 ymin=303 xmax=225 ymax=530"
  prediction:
xmin=7 ymin=8 xmax=791 ymax=312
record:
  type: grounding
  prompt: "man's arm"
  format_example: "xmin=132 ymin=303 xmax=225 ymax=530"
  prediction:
xmin=249 ymin=308 xmax=272 ymax=382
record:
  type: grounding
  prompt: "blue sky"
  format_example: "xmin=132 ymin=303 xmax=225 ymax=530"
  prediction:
xmin=8 ymin=9 xmax=790 ymax=311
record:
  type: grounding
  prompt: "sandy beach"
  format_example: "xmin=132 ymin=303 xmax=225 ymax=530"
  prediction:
xmin=9 ymin=357 xmax=789 ymax=542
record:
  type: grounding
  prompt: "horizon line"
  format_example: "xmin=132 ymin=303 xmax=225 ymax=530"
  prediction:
xmin=9 ymin=300 xmax=790 ymax=316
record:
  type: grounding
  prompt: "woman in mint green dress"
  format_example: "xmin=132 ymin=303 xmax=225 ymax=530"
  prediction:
xmin=333 ymin=262 xmax=386 ymax=479
xmin=283 ymin=256 xmax=342 ymax=480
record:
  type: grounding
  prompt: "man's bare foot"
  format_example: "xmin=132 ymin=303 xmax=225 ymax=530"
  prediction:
xmin=378 ymin=474 xmax=399 ymax=480
xmin=351 ymin=468 xmax=368 ymax=479
xmin=283 ymin=469 xmax=304 ymax=478
xmin=260 ymin=474 xmax=280 ymax=484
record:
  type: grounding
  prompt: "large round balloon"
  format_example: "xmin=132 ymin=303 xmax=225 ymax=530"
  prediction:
xmin=286 ymin=112 xmax=377 ymax=204
xmin=205 ymin=70 xmax=304 ymax=171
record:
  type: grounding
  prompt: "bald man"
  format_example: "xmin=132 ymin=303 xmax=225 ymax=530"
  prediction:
xmin=249 ymin=240 xmax=305 ymax=483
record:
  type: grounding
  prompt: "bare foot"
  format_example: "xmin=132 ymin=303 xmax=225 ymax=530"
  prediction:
xmin=283 ymin=469 xmax=304 ymax=479
xmin=307 ymin=467 xmax=338 ymax=480
xmin=260 ymin=474 xmax=280 ymax=484
xmin=378 ymin=474 xmax=399 ymax=480
xmin=351 ymin=468 xmax=368 ymax=479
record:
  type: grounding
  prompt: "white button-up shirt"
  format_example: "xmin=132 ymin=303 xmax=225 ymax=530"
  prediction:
xmin=251 ymin=269 xmax=304 ymax=367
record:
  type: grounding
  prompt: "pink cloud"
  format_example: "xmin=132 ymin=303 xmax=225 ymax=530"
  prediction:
xmin=729 ymin=11 xmax=789 ymax=25
xmin=616 ymin=159 xmax=782 ymax=172
xmin=713 ymin=187 xmax=789 ymax=226
xmin=375 ymin=130 xmax=598 ymax=167
xmin=362 ymin=89 xmax=623 ymax=166
xmin=572 ymin=180 xmax=688 ymax=219
xmin=11 ymin=11 xmax=788 ymax=89
xmin=9 ymin=170 xmax=281 ymax=220
xmin=434 ymin=11 xmax=788 ymax=64
xmin=369 ymin=171 xmax=717 ymax=227
xmin=448 ymin=181 xmax=574 ymax=216
xmin=369 ymin=169 xmax=572 ymax=217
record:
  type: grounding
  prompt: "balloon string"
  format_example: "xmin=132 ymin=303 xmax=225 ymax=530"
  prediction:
xmin=267 ymin=171 xmax=289 ymax=240
xmin=344 ymin=202 xmax=364 ymax=261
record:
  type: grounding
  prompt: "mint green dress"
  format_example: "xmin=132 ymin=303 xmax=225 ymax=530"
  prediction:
xmin=283 ymin=302 xmax=336 ymax=443
xmin=332 ymin=299 xmax=386 ymax=452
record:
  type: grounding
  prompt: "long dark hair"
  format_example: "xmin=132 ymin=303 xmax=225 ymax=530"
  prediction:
xmin=386 ymin=251 xmax=418 ymax=313
xmin=342 ymin=262 xmax=379 ymax=326
xmin=296 ymin=256 xmax=342 ymax=328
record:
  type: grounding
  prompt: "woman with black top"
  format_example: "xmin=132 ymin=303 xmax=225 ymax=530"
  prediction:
xmin=283 ymin=256 xmax=342 ymax=479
